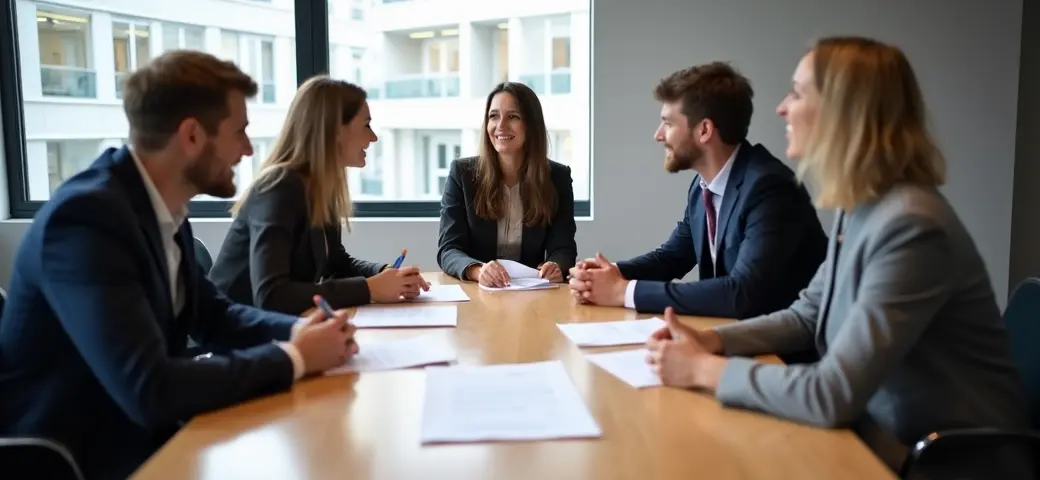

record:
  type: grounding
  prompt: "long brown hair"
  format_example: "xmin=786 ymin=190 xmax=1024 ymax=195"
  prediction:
xmin=231 ymin=76 xmax=367 ymax=229
xmin=800 ymin=36 xmax=945 ymax=209
xmin=474 ymin=82 xmax=557 ymax=227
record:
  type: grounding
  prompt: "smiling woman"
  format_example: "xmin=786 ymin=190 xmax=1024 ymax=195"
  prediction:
xmin=436 ymin=82 xmax=578 ymax=289
xmin=209 ymin=76 xmax=431 ymax=315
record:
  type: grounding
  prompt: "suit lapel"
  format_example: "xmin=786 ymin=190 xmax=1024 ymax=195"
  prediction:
xmin=520 ymin=224 xmax=545 ymax=265
xmin=714 ymin=143 xmax=750 ymax=253
xmin=111 ymin=147 xmax=174 ymax=318
xmin=815 ymin=210 xmax=845 ymax=350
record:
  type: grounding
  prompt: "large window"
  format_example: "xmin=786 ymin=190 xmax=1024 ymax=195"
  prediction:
xmin=1 ymin=0 xmax=591 ymax=218
xmin=327 ymin=4 xmax=591 ymax=215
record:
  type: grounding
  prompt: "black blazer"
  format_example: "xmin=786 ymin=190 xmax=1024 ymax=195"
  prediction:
xmin=437 ymin=157 xmax=578 ymax=280
xmin=0 ymin=147 xmax=298 ymax=479
xmin=210 ymin=170 xmax=386 ymax=314
xmin=617 ymin=141 xmax=828 ymax=318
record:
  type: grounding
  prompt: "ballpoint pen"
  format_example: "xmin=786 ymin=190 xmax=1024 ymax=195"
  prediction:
xmin=392 ymin=248 xmax=407 ymax=269
xmin=314 ymin=295 xmax=335 ymax=317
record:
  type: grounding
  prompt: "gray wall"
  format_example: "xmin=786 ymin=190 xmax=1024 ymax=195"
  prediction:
xmin=0 ymin=0 xmax=1031 ymax=308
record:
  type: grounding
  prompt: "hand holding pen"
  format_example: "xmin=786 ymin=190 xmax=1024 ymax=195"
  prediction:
xmin=366 ymin=248 xmax=430 ymax=302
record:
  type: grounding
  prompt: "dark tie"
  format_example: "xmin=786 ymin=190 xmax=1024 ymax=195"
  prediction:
xmin=702 ymin=187 xmax=717 ymax=247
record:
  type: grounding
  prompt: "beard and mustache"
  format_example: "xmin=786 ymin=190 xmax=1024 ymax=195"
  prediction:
xmin=183 ymin=140 xmax=237 ymax=199
xmin=663 ymin=137 xmax=703 ymax=174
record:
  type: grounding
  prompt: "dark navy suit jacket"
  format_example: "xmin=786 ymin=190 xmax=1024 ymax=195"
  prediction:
xmin=617 ymin=141 xmax=827 ymax=319
xmin=0 ymin=147 xmax=299 ymax=479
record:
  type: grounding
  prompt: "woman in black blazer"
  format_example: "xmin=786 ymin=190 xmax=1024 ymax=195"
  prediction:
xmin=437 ymin=82 xmax=578 ymax=287
xmin=210 ymin=76 xmax=428 ymax=314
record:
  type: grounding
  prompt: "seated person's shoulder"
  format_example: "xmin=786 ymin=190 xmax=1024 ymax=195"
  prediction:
xmin=548 ymin=159 xmax=572 ymax=178
xmin=37 ymin=173 xmax=133 ymax=232
xmin=451 ymin=156 xmax=478 ymax=174
xmin=238 ymin=169 xmax=307 ymax=214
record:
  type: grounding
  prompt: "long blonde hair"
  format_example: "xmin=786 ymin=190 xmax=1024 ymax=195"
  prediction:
xmin=799 ymin=36 xmax=945 ymax=210
xmin=232 ymin=76 xmax=367 ymax=229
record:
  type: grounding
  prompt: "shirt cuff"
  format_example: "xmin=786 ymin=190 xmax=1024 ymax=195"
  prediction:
xmin=624 ymin=280 xmax=637 ymax=309
xmin=276 ymin=342 xmax=306 ymax=381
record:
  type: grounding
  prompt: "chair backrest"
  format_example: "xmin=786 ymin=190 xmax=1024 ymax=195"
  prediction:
xmin=901 ymin=429 xmax=1040 ymax=479
xmin=193 ymin=237 xmax=214 ymax=274
xmin=1004 ymin=277 xmax=1040 ymax=429
xmin=0 ymin=437 xmax=85 ymax=480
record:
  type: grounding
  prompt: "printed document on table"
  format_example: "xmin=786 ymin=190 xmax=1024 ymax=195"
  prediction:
xmin=478 ymin=259 xmax=557 ymax=291
xmin=409 ymin=284 xmax=471 ymax=303
xmin=556 ymin=318 xmax=666 ymax=347
xmin=324 ymin=333 xmax=456 ymax=375
xmin=585 ymin=349 xmax=662 ymax=389
xmin=420 ymin=360 xmax=602 ymax=443
xmin=351 ymin=305 xmax=457 ymax=328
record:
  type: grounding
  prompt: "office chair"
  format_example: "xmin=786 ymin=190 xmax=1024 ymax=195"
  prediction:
xmin=0 ymin=437 xmax=85 ymax=480
xmin=193 ymin=236 xmax=214 ymax=273
xmin=900 ymin=277 xmax=1040 ymax=479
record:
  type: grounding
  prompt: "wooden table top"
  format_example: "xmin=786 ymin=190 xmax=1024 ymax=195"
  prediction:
xmin=132 ymin=273 xmax=894 ymax=480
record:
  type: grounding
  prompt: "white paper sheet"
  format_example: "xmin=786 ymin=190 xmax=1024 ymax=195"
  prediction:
xmin=409 ymin=284 xmax=471 ymax=303
xmin=420 ymin=360 xmax=602 ymax=443
xmin=324 ymin=333 xmax=457 ymax=375
xmin=479 ymin=277 xmax=557 ymax=291
xmin=556 ymin=318 xmax=665 ymax=347
xmin=585 ymin=349 xmax=661 ymax=389
xmin=498 ymin=259 xmax=540 ymax=278
xmin=351 ymin=305 xmax=457 ymax=328
xmin=478 ymin=259 xmax=557 ymax=291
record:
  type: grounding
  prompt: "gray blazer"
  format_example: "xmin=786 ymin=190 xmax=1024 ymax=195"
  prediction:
xmin=711 ymin=184 xmax=1029 ymax=470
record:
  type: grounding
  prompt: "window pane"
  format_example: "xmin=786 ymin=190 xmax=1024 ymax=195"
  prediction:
xmin=18 ymin=1 xmax=295 ymax=202
xmin=328 ymin=3 xmax=592 ymax=203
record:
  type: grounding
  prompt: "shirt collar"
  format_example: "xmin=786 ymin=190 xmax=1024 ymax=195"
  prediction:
xmin=128 ymin=147 xmax=188 ymax=231
xmin=699 ymin=143 xmax=740 ymax=196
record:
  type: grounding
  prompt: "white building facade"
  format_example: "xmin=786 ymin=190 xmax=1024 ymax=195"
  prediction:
xmin=15 ymin=0 xmax=591 ymax=206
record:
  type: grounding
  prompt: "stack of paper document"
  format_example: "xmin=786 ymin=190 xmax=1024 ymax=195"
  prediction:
xmin=556 ymin=318 xmax=665 ymax=347
xmin=585 ymin=349 xmax=662 ymax=389
xmin=420 ymin=360 xmax=602 ymax=443
xmin=409 ymin=284 xmax=471 ymax=303
xmin=351 ymin=305 xmax=457 ymax=328
xmin=479 ymin=259 xmax=558 ymax=291
xmin=324 ymin=333 xmax=457 ymax=375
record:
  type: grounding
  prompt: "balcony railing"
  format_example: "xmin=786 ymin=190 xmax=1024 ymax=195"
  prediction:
xmin=383 ymin=73 xmax=460 ymax=99
xmin=519 ymin=70 xmax=572 ymax=96
xmin=41 ymin=65 xmax=97 ymax=99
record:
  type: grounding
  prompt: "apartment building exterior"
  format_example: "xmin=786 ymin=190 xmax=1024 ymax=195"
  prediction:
xmin=15 ymin=0 xmax=591 ymax=206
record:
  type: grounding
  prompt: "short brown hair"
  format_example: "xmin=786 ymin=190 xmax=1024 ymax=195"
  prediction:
xmin=123 ymin=50 xmax=258 ymax=152
xmin=802 ymin=36 xmax=945 ymax=209
xmin=653 ymin=62 xmax=753 ymax=145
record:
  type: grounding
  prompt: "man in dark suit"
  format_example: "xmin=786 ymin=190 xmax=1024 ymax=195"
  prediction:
xmin=0 ymin=51 xmax=357 ymax=480
xmin=569 ymin=62 xmax=827 ymax=321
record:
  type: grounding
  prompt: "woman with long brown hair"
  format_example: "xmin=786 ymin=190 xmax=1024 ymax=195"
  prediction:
xmin=437 ymin=82 xmax=577 ymax=287
xmin=210 ymin=76 xmax=428 ymax=313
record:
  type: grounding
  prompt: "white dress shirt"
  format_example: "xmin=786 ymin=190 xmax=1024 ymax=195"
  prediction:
xmin=129 ymin=150 xmax=305 ymax=379
xmin=623 ymin=144 xmax=740 ymax=309
xmin=496 ymin=183 xmax=524 ymax=261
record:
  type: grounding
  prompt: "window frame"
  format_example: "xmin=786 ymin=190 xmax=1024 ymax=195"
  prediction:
xmin=0 ymin=0 xmax=592 ymax=219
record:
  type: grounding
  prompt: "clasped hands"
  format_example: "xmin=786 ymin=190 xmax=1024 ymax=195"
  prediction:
xmin=567 ymin=253 xmax=628 ymax=306
xmin=466 ymin=260 xmax=563 ymax=287
xmin=642 ymin=307 xmax=728 ymax=390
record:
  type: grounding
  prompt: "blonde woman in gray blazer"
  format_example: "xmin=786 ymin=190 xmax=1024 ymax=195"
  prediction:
xmin=645 ymin=36 xmax=1030 ymax=471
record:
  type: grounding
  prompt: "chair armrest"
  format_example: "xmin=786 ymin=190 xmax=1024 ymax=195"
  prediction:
xmin=0 ymin=436 xmax=85 ymax=480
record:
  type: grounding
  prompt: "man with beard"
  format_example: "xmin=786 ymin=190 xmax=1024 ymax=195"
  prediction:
xmin=569 ymin=62 xmax=827 ymax=324
xmin=0 ymin=51 xmax=357 ymax=479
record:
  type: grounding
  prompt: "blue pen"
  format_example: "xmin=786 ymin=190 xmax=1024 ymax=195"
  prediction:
xmin=392 ymin=248 xmax=407 ymax=269
xmin=314 ymin=296 xmax=335 ymax=317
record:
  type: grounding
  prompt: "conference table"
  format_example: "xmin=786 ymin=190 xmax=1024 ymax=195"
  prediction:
xmin=132 ymin=273 xmax=894 ymax=479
